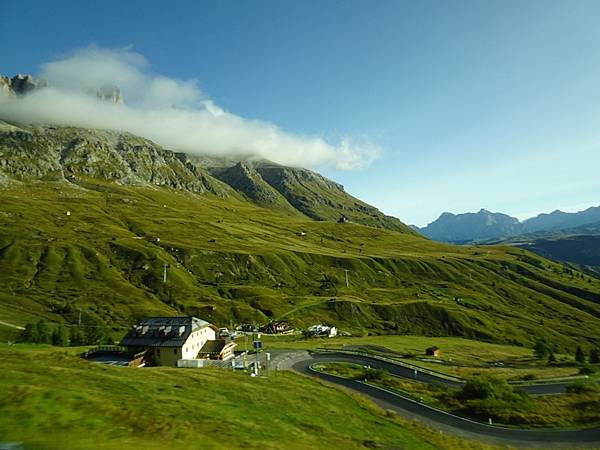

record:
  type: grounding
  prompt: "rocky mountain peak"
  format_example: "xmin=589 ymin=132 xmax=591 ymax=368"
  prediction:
xmin=95 ymin=84 xmax=124 ymax=105
xmin=0 ymin=73 xmax=124 ymax=105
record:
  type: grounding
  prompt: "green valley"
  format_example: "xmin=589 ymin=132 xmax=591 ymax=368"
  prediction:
xmin=1 ymin=124 xmax=600 ymax=355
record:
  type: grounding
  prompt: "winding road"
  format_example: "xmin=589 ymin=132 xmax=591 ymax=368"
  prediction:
xmin=290 ymin=351 xmax=600 ymax=448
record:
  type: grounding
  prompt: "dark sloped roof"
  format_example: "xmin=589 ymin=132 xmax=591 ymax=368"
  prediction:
xmin=120 ymin=316 xmax=214 ymax=348
xmin=198 ymin=339 xmax=228 ymax=354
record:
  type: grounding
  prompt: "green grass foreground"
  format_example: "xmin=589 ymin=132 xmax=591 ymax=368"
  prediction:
xmin=0 ymin=345 xmax=503 ymax=450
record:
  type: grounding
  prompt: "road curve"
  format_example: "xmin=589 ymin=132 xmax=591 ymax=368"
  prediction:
xmin=291 ymin=352 xmax=600 ymax=448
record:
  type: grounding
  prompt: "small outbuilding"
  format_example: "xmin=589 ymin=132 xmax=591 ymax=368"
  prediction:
xmin=425 ymin=346 xmax=441 ymax=357
xmin=305 ymin=324 xmax=338 ymax=338
xmin=197 ymin=339 xmax=237 ymax=360
xmin=260 ymin=321 xmax=289 ymax=334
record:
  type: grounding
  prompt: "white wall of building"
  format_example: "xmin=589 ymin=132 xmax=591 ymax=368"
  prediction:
xmin=182 ymin=326 xmax=216 ymax=360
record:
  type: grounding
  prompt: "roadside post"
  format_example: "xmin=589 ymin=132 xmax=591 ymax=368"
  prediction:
xmin=253 ymin=339 xmax=262 ymax=376
xmin=266 ymin=352 xmax=270 ymax=377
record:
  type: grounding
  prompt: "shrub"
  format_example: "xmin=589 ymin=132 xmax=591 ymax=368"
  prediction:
xmin=575 ymin=346 xmax=586 ymax=364
xmin=579 ymin=366 xmax=596 ymax=375
xmin=459 ymin=375 xmax=516 ymax=401
xmin=533 ymin=339 xmax=549 ymax=359
xmin=359 ymin=367 xmax=388 ymax=382
xmin=590 ymin=347 xmax=600 ymax=364
xmin=566 ymin=382 xmax=600 ymax=394
xmin=457 ymin=375 xmax=533 ymax=424
xmin=51 ymin=325 xmax=69 ymax=347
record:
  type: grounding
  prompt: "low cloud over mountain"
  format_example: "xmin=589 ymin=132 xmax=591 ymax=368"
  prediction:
xmin=0 ymin=46 xmax=379 ymax=171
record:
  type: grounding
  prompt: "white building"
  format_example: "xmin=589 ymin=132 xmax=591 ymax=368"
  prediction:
xmin=121 ymin=316 xmax=219 ymax=366
xmin=307 ymin=324 xmax=337 ymax=338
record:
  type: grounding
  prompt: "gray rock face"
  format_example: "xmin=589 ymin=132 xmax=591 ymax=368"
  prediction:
xmin=0 ymin=76 xmax=15 ymax=98
xmin=95 ymin=84 xmax=124 ymax=104
xmin=0 ymin=122 xmax=414 ymax=232
xmin=9 ymin=74 xmax=48 ymax=94
xmin=205 ymin=158 xmax=410 ymax=231
xmin=0 ymin=73 xmax=124 ymax=104
xmin=0 ymin=123 xmax=230 ymax=195
xmin=210 ymin=161 xmax=300 ymax=215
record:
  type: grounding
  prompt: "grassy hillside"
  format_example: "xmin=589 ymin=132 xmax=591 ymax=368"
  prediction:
xmin=0 ymin=344 xmax=499 ymax=450
xmin=1 ymin=179 xmax=600 ymax=351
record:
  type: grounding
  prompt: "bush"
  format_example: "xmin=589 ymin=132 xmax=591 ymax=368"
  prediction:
xmin=459 ymin=375 xmax=515 ymax=401
xmin=566 ymin=382 xmax=600 ymax=394
xmin=590 ymin=347 xmax=600 ymax=364
xmin=358 ymin=367 xmax=388 ymax=382
xmin=576 ymin=346 xmax=586 ymax=364
xmin=521 ymin=374 xmax=537 ymax=381
xmin=533 ymin=339 xmax=549 ymax=359
xmin=51 ymin=325 xmax=69 ymax=347
xmin=457 ymin=375 xmax=533 ymax=424
xmin=579 ymin=366 xmax=596 ymax=375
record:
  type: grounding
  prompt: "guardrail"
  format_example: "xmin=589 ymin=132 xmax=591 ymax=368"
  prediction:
xmin=314 ymin=348 xmax=596 ymax=387
xmin=82 ymin=345 xmax=127 ymax=359
xmin=509 ymin=375 xmax=591 ymax=385
xmin=313 ymin=348 xmax=464 ymax=383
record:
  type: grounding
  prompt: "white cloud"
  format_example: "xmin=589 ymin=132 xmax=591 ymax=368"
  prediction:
xmin=0 ymin=45 xmax=379 ymax=170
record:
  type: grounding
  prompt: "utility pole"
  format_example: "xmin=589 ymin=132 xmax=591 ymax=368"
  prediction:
xmin=343 ymin=269 xmax=350 ymax=288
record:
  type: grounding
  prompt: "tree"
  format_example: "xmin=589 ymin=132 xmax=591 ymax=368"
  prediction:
xmin=533 ymin=339 xmax=549 ymax=359
xmin=590 ymin=347 xmax=600 ymax=364
xmin=69 ymin=326 xmax=86 ymax=346
xmin=85 ymin=325 xmax=106 ymax=345
xmin=51 ymin=325 xmax=69 ymax=347
xmin=575 ymin=345 xmax=586 ymax=364
xmin=36 ymin=320 xmax=51 ymax=344
xmin=19 ymin=323 xmax=38 ymax=343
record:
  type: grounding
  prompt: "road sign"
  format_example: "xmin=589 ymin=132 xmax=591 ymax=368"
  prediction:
xmin=253 ymin=340 xmax=262 ymax=350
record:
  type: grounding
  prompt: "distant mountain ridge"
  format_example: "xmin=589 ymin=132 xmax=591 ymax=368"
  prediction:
xmin=522 ymin=207 xmax=600 ymax=233
xmin=418 ymin=206 xmax=600 ymax=243
xmin=418 ymin=209 xmax=521 ymax=243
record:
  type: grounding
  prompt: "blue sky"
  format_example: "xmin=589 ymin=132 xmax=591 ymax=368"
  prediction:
xmin=1 ymin=0 xmax=599 ymax=226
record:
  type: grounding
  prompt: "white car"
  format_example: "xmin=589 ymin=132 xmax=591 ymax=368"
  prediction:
xmin=218 ymin=327 xmax=230 ymax=337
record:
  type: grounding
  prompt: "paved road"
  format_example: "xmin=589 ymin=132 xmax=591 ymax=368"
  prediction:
xmin=291 ymin=351 xmax=600 ymax=448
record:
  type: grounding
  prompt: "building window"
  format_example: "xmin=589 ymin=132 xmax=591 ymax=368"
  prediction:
xmin=157 ymin=348 xmax=161 ymax=356
xmin=174 ymin=349 xmax=177 ymax=355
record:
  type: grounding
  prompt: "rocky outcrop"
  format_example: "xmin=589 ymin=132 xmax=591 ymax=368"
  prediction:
xmin=0 ymin=73 xmax=124 ymax=104
xmin=210 ymin=162 xmax=301 ymax=215
xmin=0 ymin=123 xmax=231 ymax=195
xmin=0 ymin=122 xmax=414 ymax=233
xmin=95 ymin=84 xmax=124 ymax=104
xmin=206 ymin=158 xmax=412 ymax=232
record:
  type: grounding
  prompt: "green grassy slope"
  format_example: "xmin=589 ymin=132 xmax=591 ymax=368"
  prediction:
xmin=1 ymin=179 xmax=600 ymax=350
xmin=1 ymin=345 xmax=496 ymax=450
